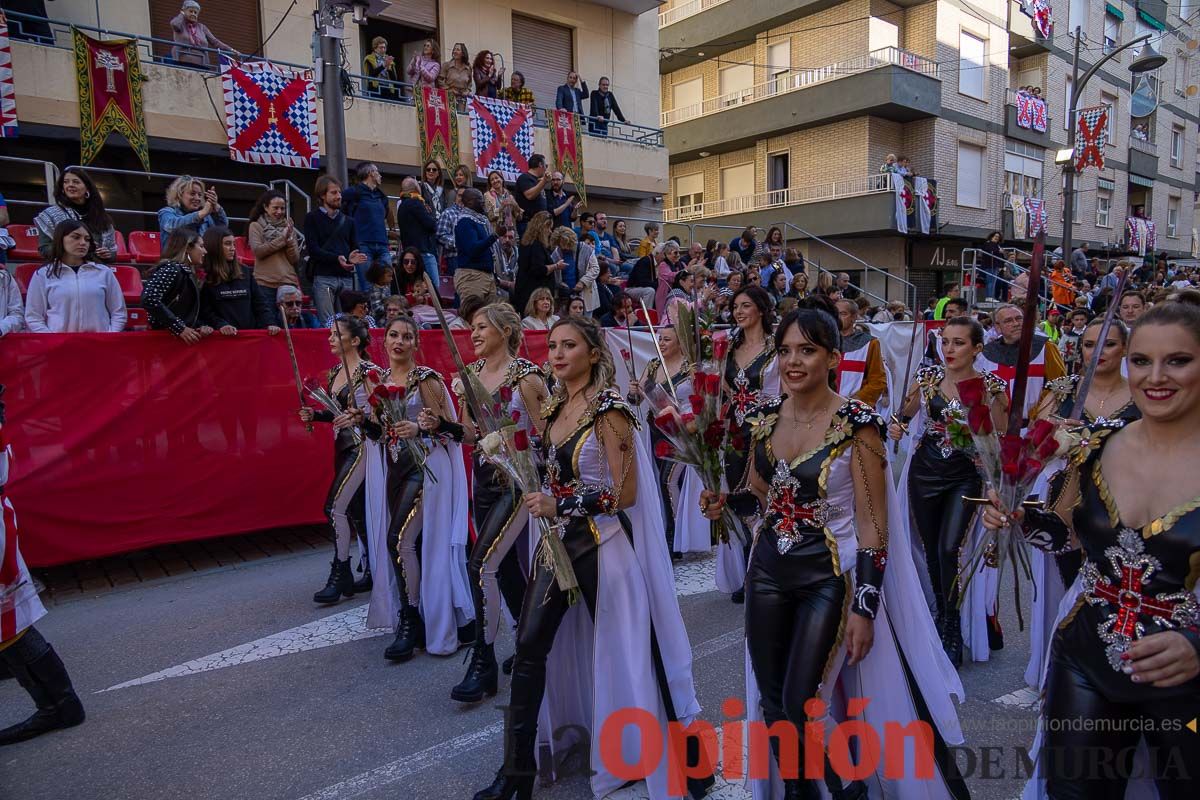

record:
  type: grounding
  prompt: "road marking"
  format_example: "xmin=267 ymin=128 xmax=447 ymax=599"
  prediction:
xmin=293 ymin=624 xmax=745 ymax=800
xmin=990 ymin=686 xmax=1040 ymax=710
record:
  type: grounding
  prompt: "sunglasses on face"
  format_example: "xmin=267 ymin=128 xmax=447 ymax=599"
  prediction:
xmin=425 ymin=167 xmax=439 ymax=173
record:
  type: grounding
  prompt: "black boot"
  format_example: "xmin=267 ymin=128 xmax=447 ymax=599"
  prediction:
xmin=352 ymin=562 xmax=373 ymax=594
xmin=501 ymin=654 xmax=515 ymax=676
xmin=942 ymin=608 xmax=964 ymax=667
xmin=384 ymin=607 xmax=425 ymax=662
xmin=684 ymin=735 xmax=715 ymax=799
xmin=473 ymin=732 xmax=536 ymax=800
xmin=451 ymin=641 xmax=498 ymax=703
xmin=0 ymin=645 xmax=85 ymax=746
xmin=730 ymin=588 xmax=745 ymax=604
xmin=458 ymin=623 xmax=476 ymax=647
xmin=987 ymin=613 xmax=1005 ymax=651
xmin=313 ymin=557 xmax=355 ymax=604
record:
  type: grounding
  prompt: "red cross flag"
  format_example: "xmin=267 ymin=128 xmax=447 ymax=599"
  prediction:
xmin=221 ymin=57 xmax=319 ymax=169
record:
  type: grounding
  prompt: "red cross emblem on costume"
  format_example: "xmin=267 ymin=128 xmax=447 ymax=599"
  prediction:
xmin=472 ymin=98 xmax=530 ymax=173
xmin=730 ymin=373 xmax=759 ymax=424
xmin=229 ymin=68 xmax=314 ymax=160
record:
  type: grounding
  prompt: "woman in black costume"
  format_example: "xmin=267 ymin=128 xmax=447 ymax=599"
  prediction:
xmin=889 ymin=317 xmax=1008 ymax=666
xmin=984 ymin=300 xmax=1200 ymax=800
xmin=299 ymin=315 xmax=381 ymax=604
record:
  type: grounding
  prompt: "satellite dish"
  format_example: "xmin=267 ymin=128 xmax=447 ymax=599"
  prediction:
xmin=1130 ymin=74 xmax=1160 ymax=118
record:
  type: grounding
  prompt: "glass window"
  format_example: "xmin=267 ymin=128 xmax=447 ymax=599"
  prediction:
xmin=1168 ymin=196 xmax=1180 ymax=237
xmin=1104 ymin=13 xmax=1121 ymax=54
xmin=1097 ymin=192 xmax=1111 ymax=228
xmin=1101 ymin=92 xmax=1118 ymax=142
xmin=956 ymin=142 xmax=985 ymax=207
xmin=959 ymin=32 xmax=986 ymax=100
xmin=672 ymin=77 xmax=702 ymax=113
xmin=718 ymin=64 xmax=753 ymax=103
xmin=1004 ymin=140 xmax=1044 ymax=199
xmin=1172 ymin=125 xmax=1185 ymax=165
xmin=674 ymin=173 xmax=704 ymax=209
xmin=767 ymin=41 xmax=791 ymax=92
xmin=1065 ymin=76 xmax=1073 ymax=131
xmin=767 ymin=152 xmax=789 ymax=193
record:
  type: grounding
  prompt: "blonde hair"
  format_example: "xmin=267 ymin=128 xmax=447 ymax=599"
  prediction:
xmin=525 ymin=287 xmax=555 ymax=319
xmin=477 ymin=302 xmax=522 ymax=355
xmin=165 ymin=175 xmax=204 ymax=209
xmin=549 ymin=226 xmax=577 ymax=251
xmin=548 ymin=316 xmax=615 ymax=403
xmin=520 ymin=211 xmax=553 ymax=248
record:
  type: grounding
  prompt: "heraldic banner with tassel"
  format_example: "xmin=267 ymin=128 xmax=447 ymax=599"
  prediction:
xmin=417 ymin=85 xmax=460 ymax=173
xmin=220 ymin=57 xmax=319 ymax=169
xmin=551 ymin=110 xmax=586 ymax=206
xmin=72 ymin=29 xmax=149 ymax=171
xmin=0 ymin=12 xmax=18 ymax=138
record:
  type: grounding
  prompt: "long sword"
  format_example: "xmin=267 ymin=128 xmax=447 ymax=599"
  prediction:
xmin=892 ymin=315 xmax=925 ymax=453
xmin=1007 ymin=231 xmax=1045 ymax=434
xmin=278 ymin=303 xmax=312 ymax=432
xmin=639 ymin=298 xmax=676 ymax=399
xmin=422 ymin=275 xmax=491 ymax=430
xmin=1067 ymin=266 xmax=1130 ymax=422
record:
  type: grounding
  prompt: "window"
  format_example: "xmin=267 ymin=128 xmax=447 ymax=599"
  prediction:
xmin=1069 ymin=0 xmax=1089 ymax=31
xmin=767 ymin=41 xmax=791 ymax=92
xmin=1097 ymin=191 xmax=1112 ymax=227
xmin=1168 ymin=196 xmax=1180 ymax=237
xmin=1172 ymin=125 xmax=1185 ymax=166
xmin=956 ymin=142 xmax=985 ymax=207
xmin=150 ymin=0 xmax=261 ymax=61
xmin=958 ymin=31 xmax=986 ymax=100
xmin=1004 ymin=139 xmax=1045 ymax=198
xmin=674 ymin=173 xmax=704 ymax=209
xmin=718 ymin=64 xmax=753 ymax=105
xmin=720 ymin=163 xmax=755 ymax=200
xmin=672 ymin=78 xmax=702 ymax=113
xmin=767 ymin=152 xmax=789 ymax=193
xmin=512 ymin=15 xmax=573 ymax=110
xmin=1104 ymin=12 xmax=1121 ymax=54
xmin=1064 ymin=76 xmax=1073 ymax=131
xmin=1101 ymin=92 xmax=1118 ymax=142
xmin=1174 ymin=53 xmax=1191 ymax=95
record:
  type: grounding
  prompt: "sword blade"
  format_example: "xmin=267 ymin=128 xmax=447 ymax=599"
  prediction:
xmin=1008 ymin=231 xmax=1045 ymax=433
xmin=422 ymin=275 xmax=491 ymax=430
xmin=1069 ymin=267 xmax=1130 ymax=422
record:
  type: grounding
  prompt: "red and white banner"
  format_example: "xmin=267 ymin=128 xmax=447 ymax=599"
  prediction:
xmin=0 ymin=12 xmax=17 ymax=138
xmin=417 ymin=85 xmax=460 ymax=173
xmin=1075 ymin=106 xmax=1109 ymax=172
xmin=220 ymin=57 xmax=319 ymax=168
xmin=551 ymin=109 xmax=586 ymax=205
xmin=468 ymin=95 xmax=533 ymax=182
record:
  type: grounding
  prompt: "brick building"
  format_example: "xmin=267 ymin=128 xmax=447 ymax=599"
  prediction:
xmin=658 ymin=0 xmax=1200 ymax=300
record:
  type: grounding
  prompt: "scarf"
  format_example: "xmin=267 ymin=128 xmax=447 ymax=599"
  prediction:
xmin=257 ymin=214 xmax=303 ymax=250
xmin=184 ymin=20 xmax=207 ymax=48
xmin=461 ymin=206 xmax=491 ymax=230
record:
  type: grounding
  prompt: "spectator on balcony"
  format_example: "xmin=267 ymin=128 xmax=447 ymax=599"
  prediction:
xmin=896 ymin=156 xmax=912 ymax=176
xmin=406 ymin=39 xmax=441 ymax=93
xmin=159 ymin=176 xmax=228 ymax=240
xmin=342 ymin=162 xmax=394 ymax=289
xmin=587 ymin=76 xmax=626 ymax=137
xmin=1132 ymin=122 xmax=1150 ymax=141
xmin=396 ymin=177 xmax=440 ymax=286
xmin=514 ymin=154 xmax=550 ymax=237
xmin=655 ymin=240 xmax=683 ymax=315
xmin=521 ymin=287 xmax=559 ymax=331
xmin=636 ymin=222 xmax=660 ymax=259
xmin=880 ymin=153 xmax=899 ymax=174
xmin=276 ymin=285 xmax=320 ymax=329
xmin=142 ymin=227 xmax=211 ymax=342
xmin=364 ymin=37 xmax=400 ymax=100
xmin=170 ymin=1 xmax=237 ymax=69
xmin=555 ymin=70 xmax=589 ymax=115
xmin=304 ymin=175 xmax=369 ymax=324
xmin=500 ymin=71 xmax=535 ymax=106
xmin=24 ymin=220 xmax=126 ymax=333
xmin=454 ymin=188 xmax=500 ymax=306
xmin=438 ymin=43 xmax=473 ymax=108
xmin=483 ymin=170 xmax=520 ymax=232
xmin=512 ymin=211 xmax=562 ymax=315
xmin=247 ymin=189 xmax=302 ymax=292
xmin=546 ymin=172 xmax=577 ymax=229
xmin=34 ymin=167 xmax=117 ymax=263
xmin=472 ymin=50 xmax=504 ymax=99
xmin=0 ymin=266 xmax=22 ymax=336
xmin=199 ymin=226 xmax=279 ymax=335
xmin=729 ymin=226 xmax=757 ymax=265
xmin=492 ymin=224 xmax=519 ymax=300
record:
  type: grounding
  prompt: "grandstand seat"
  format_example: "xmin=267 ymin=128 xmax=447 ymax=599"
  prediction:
xmin=112 ymin=265 xmax=144 ymax=304
xmin=438 ymin=275 xmax=455 ymax=306
xmin=127 ymin=231 xmax=162 ymax=264
xmin=635 ymin=307 xmax=658 ymax=326
xmin=126 ymin=307 xmax=150 ymax=330
xmin=112 ymin=230 xmax=131 ymax=262
xmin=13 ymin=263 xmax=40 ymax=294
xmin=8 ymin=226 xmax=41 ymax=261
xmin=235 ymin=236 xmax=256 ymax=267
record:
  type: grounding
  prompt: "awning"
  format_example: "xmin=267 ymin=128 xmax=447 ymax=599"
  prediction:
xmin=1138 ymin=10 xmax=1166 ymax=31
xmin=1106 ymin=3 xmax=1124 ymax=21
xmin=1098 ymin=177 xmax=1116 ymax=191
xmin=1129 ymin=173 xmax=1156 ymax=187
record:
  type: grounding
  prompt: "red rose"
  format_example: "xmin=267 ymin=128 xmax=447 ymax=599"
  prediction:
xmin=1035 ymin=435 xmax=1060 ymax=461
xmin=704 ymin=420 xmax=725 ymax=449
xmin=655 ymin=409 xmax=680 ymax=436
xmin=729 ymin=429 xmax=748 ymax=452
xmin=366 ymin=394 xmax=382 ymax=409
xmin=499 ymin=385 xmax=513 ymax=404
xmin=511 ymin=409 xmax=522 ymax=424
xmin=492 ymin=402 xmax=502 ymax=418
xmin=999 ymin=434 xmax=1024 ymax=474
xmin=654 ymin=439 xmax=673 ymax=459
xmin=1027 ymin=418 xmax=1055 ymax=448
xmin=513 ymin=429 xmax=529 ymax=451
xmin=372 ymin=385 xmax=390 ymax=400
xmin=621 ymin=349 xmax=632 ymax=363
xmin=706 ymin=373 xmax=722 ymax=395
xmin=1018 ymin=456 xmax=1043 ymax=484
xmin=389 ymin=385 xmax=406 ymax=398
xmin=956 ymin=377 xmax=987 ymax=409
xmin=713 ymin=335 xmax=730 ymax=360
xmin=689 ymin=393 xmax=705 ymax=415
xmin=967 ymin=404 xmax=993 ymax=435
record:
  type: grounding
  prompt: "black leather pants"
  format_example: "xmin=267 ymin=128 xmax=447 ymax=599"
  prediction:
xmin=386 ymin=451 xmax=425 ymax=609
xmin=744 ymin=532 xmax=847 ymax=778
xmin=467 ymin=479 xmax=529 ymax=646
xmin=658 ymin=459 xmax=678 ymax=552
xmin=325 ymin=444 xmax=366 ymax=561
xmin=907 ymin=447 xmax=981 ymax=610
xmin=1041 ymin=606 xmax=1200 ymax=799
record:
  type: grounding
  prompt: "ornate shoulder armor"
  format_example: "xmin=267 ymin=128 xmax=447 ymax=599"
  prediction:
xmin=840 ymin=398 xmax=886 ymax=435
xmin=641 ymin=357 xmax=662 ymax=385
xmin=540 ymin=393 xmax=565 ymax=421
xmin=1066 ymin=420 xmax=1126 ymax=468
xmin=914 ymin=365 xmax=944 ymax=399
xmin=589 ymin=387 xmax=638 ymax=429
xmin=982 ymin=370 xmax=1009 ymax=397
xmin=745 ymin=395 xmax=784 ymax=442
xmin=508 ymin=357 xmax=542 ymax=383
xmin=1046 ymin=375 xmax=1079 ymax=401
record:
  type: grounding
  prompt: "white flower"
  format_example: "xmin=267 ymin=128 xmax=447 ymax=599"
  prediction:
xmin=479 ymin=431 xmax=505 ymax=457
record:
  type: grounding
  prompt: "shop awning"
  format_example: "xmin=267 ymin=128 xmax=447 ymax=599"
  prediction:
xmin=1137 ymin=10 xmax=1166 ymax=31
xmin=1106 ymin=3 xmax=1124 ymax=21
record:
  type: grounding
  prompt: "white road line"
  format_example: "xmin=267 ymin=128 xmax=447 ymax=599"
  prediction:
xmin=293 ymin=625 xmax=745 ymax=800
xmin=990 ymin=686 xmax=1039 ymax=710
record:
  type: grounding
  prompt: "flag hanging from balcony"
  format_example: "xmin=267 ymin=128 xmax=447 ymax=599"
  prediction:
xmin=1074 ymin=105 xmax=1108 ymax=171
xmin=891 ymin=173 xmax=909 ymax=234
xmin=468 ymin=96 xmax=533 ymax=183
xmin=914 ymin=177 xmax=931 ymax=235
xmin=904 ymin=176 xmax=920 ymax=233
xmin=220 ymin=57 xmax=319 ymax=169
xmin=0 ymin=13 xmax=17 ymax=138
xmin=72 ymin=29 xmax=149 ymax=171
xmin=1022 ymin=0 xmax=1053 ymax=39
xmin=1026 ymin=197 xmax=1047 ymax=236
xmin=551 ymin=110 xmax=586 ymax=206
xmin=416 ymin=86 xmax=460 ymax=174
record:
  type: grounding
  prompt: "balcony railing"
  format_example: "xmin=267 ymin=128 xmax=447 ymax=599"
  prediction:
xmin=1129 ymin=135 xmax=1158 ymax=155
xmin=2 ymin=10 xmax=665 ymax=148
xmin=661 ymin=47 xmax=939 ymax=127
xmin=658 ymin=0 xmax=733 ymax=28
xmin=663 ymin=174 xmax=891 ymax=222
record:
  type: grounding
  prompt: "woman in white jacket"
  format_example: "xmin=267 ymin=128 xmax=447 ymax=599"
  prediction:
xmin=24 ymin=220 xmax=126 ymax=333
xmin=549 ymin=226 xmax=599 ymax=314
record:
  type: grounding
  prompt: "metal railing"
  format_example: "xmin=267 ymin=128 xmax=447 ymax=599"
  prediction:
xmin=1004 ymin=87 xmax=1053 ymax=128
xmin=662 ymin=47 xmax=939 ymax=126
xmin=658 ymin=0 xmax=733 ymax=28
xmin=779 ymin=222 xmax=916 ymax=310
xmin=664 ymin=174 xmax=890 ymax=222
xmin=1129 ymin=134 xmax=1157 ymax=155
xmin=3 ymin=10 xmax=665 ymax=149
xmin=960 ymin=248 xmax=1054 ymax=308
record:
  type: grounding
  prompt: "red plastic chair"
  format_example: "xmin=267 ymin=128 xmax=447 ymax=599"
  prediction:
xmin=235 ymin=236 xmax=256 ymax=267
xmin=13 ymin=263 xmax=41 ymax=294
xmin=112 ymin=265 xmax=144 ymax=304
xmin=635 ymin=307 xmax=659 ymax=326
xmin=126 ymin=307 xmax=150 ymax=330
xmin=127 ymin=231 xmax=162 ymax=264
xmin=112 ymin=230 xmax=131 ymax=262
xmin=8 ymin=226 xmax=41 ymax=261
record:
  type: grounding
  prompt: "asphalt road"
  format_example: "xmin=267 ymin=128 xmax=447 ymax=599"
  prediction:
xmin=1 ymin=547 xmax=1039 ymax=800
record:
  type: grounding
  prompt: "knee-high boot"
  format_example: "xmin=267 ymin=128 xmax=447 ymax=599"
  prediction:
xmin=384 ymin=554 xmax=424 ymax=662
xmin=0 ymin=640 xmax=85 ymax=746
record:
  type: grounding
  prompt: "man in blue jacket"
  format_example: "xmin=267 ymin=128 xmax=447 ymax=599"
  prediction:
xmin=341 ymin=162 xmax=393 ymax=290
xmin=554 ymin=70 xmax=588 ymax=115
xmin=453 ymin=188 xmax=499 ymax=306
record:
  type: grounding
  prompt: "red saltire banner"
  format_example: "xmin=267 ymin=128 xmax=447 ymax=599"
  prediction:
xmin=0 ymin=330 xmax=548 ymax=567
xmin=417 ymin=85 xmax=460 ymax=174
xmin=72 ymin=28 xmax=149 ymax=171
xmin=0 ymin=12 xmax=17 ymax=138
xmin=1074 ymin=106 xmax=1108 ymax=172
xmin=468 ymin=95 xmax=533 ymax=182
xmin=551 ymin=109 xmax=586 ymax=205
xmin=220 ymin=57 xmax=319 ymax=169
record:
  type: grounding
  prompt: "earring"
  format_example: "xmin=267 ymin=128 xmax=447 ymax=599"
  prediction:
xmin=84 ymin=192 xmax=91 ymax=199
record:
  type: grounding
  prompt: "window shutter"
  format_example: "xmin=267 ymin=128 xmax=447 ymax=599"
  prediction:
xmin=511 ymin=15 xmax=573 ymax=111
xmin=379 ymin=0 xmax=437 ymax=30
xmin=148 ymin=0 xmax=263 ymax=61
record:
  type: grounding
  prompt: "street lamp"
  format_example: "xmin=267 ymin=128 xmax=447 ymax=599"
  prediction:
xmin=314 ymin=0 xmax=372 ymax=184
xmin=1061 ymin=28 xmax=1166 ymax=266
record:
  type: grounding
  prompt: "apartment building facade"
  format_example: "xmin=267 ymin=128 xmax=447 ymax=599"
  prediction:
xmin=658 ymin=0 xmax=1200 ymax=299
xmin=0 ymin=0 xmax=666 ymax=225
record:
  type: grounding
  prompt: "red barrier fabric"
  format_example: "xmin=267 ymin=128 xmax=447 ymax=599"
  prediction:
xmin=0 ymin=330 xmax=549 ymax=567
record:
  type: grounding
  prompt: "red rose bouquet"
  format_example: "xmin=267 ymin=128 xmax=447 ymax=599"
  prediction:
xmin=362 ymin=370 xmax=434 ymax=482
xmin=303 ymin=376 xmax=361 ymax=446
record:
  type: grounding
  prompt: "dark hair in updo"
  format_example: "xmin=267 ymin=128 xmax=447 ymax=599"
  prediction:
xmin=943 ymin=315 xmax=984 ymax=347
xmin=1083 ymin=316 xmax=1128 ymax=344
xmin=1131 ymin=292 xmax=1200 ymax=345
xmin=335 ymin=314 xmax=371 ymax=359
xmin=776 ymin=295 xmax=842 ymax=389
xmin=730 ymin=285 xmax=776 ymax=347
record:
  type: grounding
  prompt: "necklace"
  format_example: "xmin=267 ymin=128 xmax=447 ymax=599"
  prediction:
xmin=785 ymin=399 xmax=833 ymax=430
xmin=1090 ymin=382 xmax=1123 ymax=411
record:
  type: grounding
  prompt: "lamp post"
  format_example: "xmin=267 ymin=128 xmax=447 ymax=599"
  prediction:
xmin=1061 ymin=27 xmax=1167 ymax=266
xmin=314 ymin=0 xmax=371 ymax=185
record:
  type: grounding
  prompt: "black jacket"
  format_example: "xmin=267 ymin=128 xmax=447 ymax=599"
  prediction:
xmin=512 ymin=241 xmax=554 ymax=316
xmin=303 ymin=209 xmax=359 ymax=279
xmin=396 ymin=196 xmax=438 ymax=254
xmin=588 ymin=90 xmax=625 ymax=122
xmin=142 ymin=260 xmax=202 ymax=336
xmin=626 ymin=255 xmax=655 ymax=289
xmin=200 ymin=274 xmax=276 ymax=329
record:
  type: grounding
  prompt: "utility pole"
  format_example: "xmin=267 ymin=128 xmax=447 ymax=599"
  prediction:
xmin=314 ymin=1 xmax=369 ymax=185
